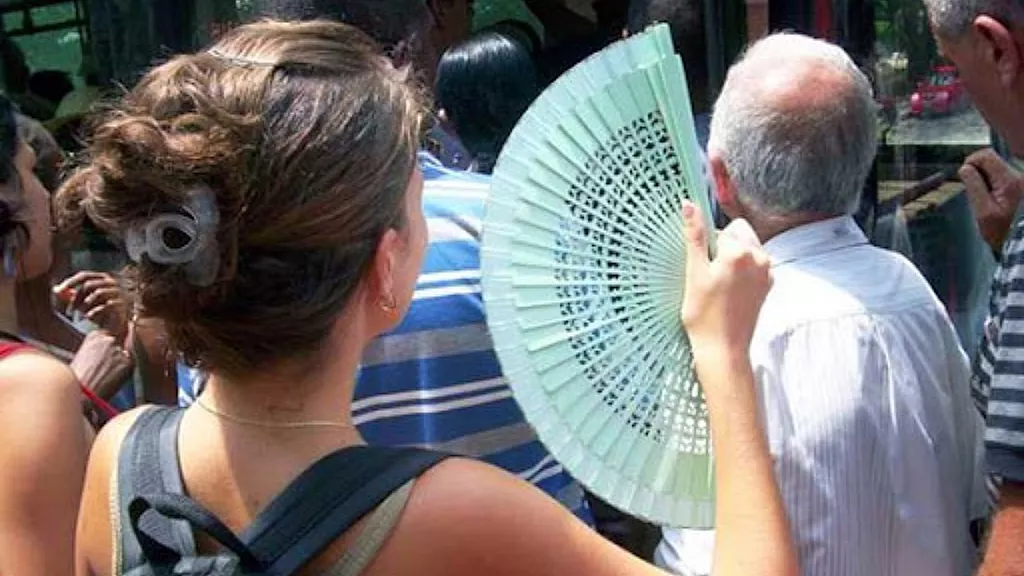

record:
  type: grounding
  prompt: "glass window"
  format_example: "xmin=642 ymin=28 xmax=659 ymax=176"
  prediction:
xmin=760 ymin=1 xmax=996 ymax=355
xmin=3 ymin=11 xmax=22 ymax=31
xmin=870 ymin=1 xmax=994 ymax=354
xmin=3 ymin=2 xmax=86 ymax=87
xmin=31 ymin=3 xmax=79 ymax=27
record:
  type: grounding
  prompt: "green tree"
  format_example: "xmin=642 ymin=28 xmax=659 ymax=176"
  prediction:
xmin=875 ymin=0 xmax=938 ymax=81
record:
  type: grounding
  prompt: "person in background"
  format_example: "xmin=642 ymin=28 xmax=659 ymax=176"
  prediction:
xmin=472 ymin=0 xmax=545 ymax=54
xmin=16 ymin=114 xmax=62 ymax=192
xmin=918 ymin=2 xmax=1024 ymax=574
xmin=657 ymin=32 xmax=987 ymax=576
xmin=626 ymin=0 xmax=709 ymax=146
xmin=6 ymin=112 xmax=135 ymax=408
xmin=0 ymin=39 xmax=55 ymax=121
xmin=12 ymin=114 xmax=80 ymax=353
xmin=12 ymin=114 xmax=169 ymax=408
xmin=69 ymin=22 xmax=798 ymax=575
xmin=27 ymin=70 xmax=74 ymax=112
xmin=250 ymin=0 xmax=594 ymax=524
xmin=49 ymin=58 xmax=105 ymax=153
xmin=0 ymin=91 xmax=92 ymax=575
xmin=435 ymin=31 xmax=539 ymax=173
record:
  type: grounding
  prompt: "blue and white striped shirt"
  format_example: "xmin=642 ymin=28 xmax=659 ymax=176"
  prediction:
xmin=353 ymin=153 xmax=592 ymax=523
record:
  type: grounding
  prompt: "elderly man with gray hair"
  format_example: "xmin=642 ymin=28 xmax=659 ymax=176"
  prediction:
xmin=654 ymin=32 xmax=986 ymax=576
xmin=919 ymin=2 xmax=1024 ymax=576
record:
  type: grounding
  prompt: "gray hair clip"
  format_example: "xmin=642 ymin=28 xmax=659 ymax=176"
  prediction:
xmin=124 ymin=185 xmax=220 ymax=287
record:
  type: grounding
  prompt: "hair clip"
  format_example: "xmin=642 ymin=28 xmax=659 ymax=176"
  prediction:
xmin=124 ymin=185 xmax=220 ymax=287
xmin=207 ymin=48 xmax=276 ymax=68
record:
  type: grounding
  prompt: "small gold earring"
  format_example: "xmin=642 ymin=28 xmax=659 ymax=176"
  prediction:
xmin=380 ymin=293 xmax=398 ymax=314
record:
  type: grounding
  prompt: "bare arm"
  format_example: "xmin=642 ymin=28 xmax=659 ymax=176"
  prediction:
xmin=702 ymin=355 xmax=797 ymax=576
xmin=0 ymin=353 xmax=91 ymax=575
xmin=680 ymin=204 xmax=798 ymax=576
xmin=76 ymin=408 xmax=148 ymax=576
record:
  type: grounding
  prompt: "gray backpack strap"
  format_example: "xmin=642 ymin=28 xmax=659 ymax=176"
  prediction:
xmin=322 ymin=480 xmax=416 ymax=576
xmin=116 ymin=406 xmax=197 ymax=571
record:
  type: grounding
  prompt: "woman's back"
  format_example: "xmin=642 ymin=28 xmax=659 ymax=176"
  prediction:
xmin=80 ymin=404 xmax=666 ymax=576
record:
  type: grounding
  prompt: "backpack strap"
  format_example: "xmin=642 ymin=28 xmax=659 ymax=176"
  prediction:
xmin=322 ymin=479 xmax=416 ymax=576
xmin=117 ymin=406 xmax=197 ymax=570
xmin=128 ymin=491 xmax=262 ymax=572
xmin=241 ymin=446 xmax=449 ymax=576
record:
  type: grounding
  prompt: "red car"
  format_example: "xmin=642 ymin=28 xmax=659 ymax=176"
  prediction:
xmin=910 ymin=66 xmax=969 ymax=117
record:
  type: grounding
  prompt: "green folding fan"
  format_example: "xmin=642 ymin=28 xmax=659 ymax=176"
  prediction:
xmin=480 ymin=24 xmax=716 ymax=528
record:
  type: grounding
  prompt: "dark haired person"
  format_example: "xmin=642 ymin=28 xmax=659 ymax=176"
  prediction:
xmin=27 ymin=69 xmax=75 ymax=111
xmin=67 ymin=21 xmax=798 ymax=575
xmin=247 ymin=0 xmax=592 ymax=522
xmin=625 ymin=0 xmax=709 ymax=146
xmin=436 ymin=31 xmax=538 ymax=173
xmin=0 ymin=91 xmax=92 ymax=574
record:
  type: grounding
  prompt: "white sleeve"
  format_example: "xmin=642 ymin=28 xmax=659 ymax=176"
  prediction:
xmin=653 ymin=527 xmax=715 ymax=576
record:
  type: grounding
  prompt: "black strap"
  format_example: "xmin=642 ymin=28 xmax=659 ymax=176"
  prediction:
xmin=118 ymin=407 xmax=198 ymax=569
xmin=129 ymin=492 xmax=263 ymax=572
xmin=241 ymin=446 xmax=449 ymax=576
xmin=118 ymin=406 xmax=450 ymax=575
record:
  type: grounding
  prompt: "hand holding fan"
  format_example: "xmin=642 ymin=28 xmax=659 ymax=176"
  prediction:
xmin=480 ymin=24 xmax=716 ymax=528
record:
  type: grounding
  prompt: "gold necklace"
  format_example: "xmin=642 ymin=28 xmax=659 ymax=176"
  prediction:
xmin=194 ymin=396 xmax=357 ymax=430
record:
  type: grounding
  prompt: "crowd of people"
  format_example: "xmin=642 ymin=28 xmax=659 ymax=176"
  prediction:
xmin=1 ymin=0 xmax=1024 ymax=574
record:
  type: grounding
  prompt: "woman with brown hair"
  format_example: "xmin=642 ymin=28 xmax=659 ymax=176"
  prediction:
xmin=69 ymin=20 xmax=796 ymax=576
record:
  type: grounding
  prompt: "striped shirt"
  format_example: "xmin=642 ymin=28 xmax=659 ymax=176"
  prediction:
xmin=658 ymin=216 xmax=986 ymax=576
xmin=974 ymin=219 xmax=1024 ymax=482
xmin=353 ymin=152 xmax=593 ymax=524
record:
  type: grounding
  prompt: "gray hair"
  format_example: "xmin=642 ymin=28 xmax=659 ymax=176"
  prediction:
xmin=922 ymin=0 xmax=1024 ymax=38
xmin=708 ymin=33 xmax=877 ymax=218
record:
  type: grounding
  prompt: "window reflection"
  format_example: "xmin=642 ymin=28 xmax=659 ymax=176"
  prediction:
xmin=871 ymin=0 xmax=994 ymax=354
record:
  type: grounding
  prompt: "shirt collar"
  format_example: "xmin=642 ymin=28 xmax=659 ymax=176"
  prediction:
xmin=763 ymin=216 xmax=869 ymax=267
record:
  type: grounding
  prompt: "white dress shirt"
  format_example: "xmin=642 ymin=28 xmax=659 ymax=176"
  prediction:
xmin=655 ymin=216 xmax=987 ymax=576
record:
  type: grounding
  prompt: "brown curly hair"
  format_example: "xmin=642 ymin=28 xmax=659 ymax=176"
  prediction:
xmin=56 ymin=20 xmax=426 ymax=377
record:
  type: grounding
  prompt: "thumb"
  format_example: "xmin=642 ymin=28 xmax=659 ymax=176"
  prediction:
xmin=682 ymin=201 xmax=711 ymax=283
xmin=959 ymin=163 xmax=992 ymax=213
xmin=968 ymin=148 xmax=1013 ymax=179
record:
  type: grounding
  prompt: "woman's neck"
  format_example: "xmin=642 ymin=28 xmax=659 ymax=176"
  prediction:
xmin=200 ymin=324 xmax=368 ymax=432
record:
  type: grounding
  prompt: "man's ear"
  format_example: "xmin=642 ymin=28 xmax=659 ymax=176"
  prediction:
xmin=709 ymin=152 xmax=741 ymax=219
xmin=974 ymin=15 xmax=1023 ymax=87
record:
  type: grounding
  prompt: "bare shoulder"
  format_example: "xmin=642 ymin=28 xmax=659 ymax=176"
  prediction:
xmin=0 ymin=351 xmax=84 ymax=455
xmin=0 ymin=350 xmax=78 ymax=399
xmin=76 ymin=407 xmax=154 ymax=576
xmin=0 ymin=353 xmax=92 ymax=576
xmin=365 ymin=457 xmax=658 ymax=576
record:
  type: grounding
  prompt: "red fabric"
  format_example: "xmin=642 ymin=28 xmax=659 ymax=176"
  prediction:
xmin=0 ymin=340 xmax=120 ymax=421
xmin=815 ymin=0 xmax=834 ymax=40
xmin=0 ymin=341 xmax=32 ymax=360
